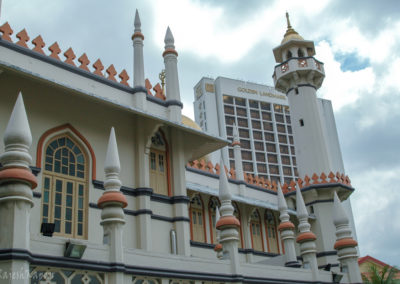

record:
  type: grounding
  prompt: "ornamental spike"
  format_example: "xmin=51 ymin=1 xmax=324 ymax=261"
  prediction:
xmin=104 ymin=127 xmax=121 ymax=191
xmin=295 ymin=184 xmax=308 ymax=219
xmin=277 ymin=183 xmax=288 ymax=212
xmin=333 ymin=191 xmax=349 ymax=227
xmin=219 ymin=156 xmax=231 ymax=201
xmin=164 ymin=26 xmax=175 ymax=49
xmin=232 ymin=123 xmax=239 ymax=143
xmin=134 ymin=9 xmax=141 ymax=32
xmin=1 ymin=92 xmax=32 ymax=168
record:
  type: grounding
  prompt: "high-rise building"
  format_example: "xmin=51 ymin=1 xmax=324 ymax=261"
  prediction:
xmin=193 ymin=77 xmax=341 ymax=185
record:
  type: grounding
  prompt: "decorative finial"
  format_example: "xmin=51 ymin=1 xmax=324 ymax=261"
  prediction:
xmin=232 ymin=123 xmax=239 ymax=143
xmin=286 ymin=12 xmax=292 ymax=28
xmin=295 ymin=184 xmax=308 ymax=219
xmin=1 ymin=92 xmax=32 ymax=168
xmin=277 ymin=183 xmax=288 ymax=212
xmin=159 ymin=69 xmax=166 ymax=95
xmin=104 ymin=127 xmax=121 ymax=192
xmin=333 ymin=191 xmax=349 ymax=226
xmin=219 ymin=156 xmax=231 ymax=201
xmin=134 ymin=9 xmax=141 ymax=32
xmin=164 ymin=26 xmax=175 ymax=49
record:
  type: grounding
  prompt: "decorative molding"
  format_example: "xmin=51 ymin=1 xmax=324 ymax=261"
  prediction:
xmin=132 ymin=86 xmax=148 ymax=94
xmin=305 ymin=199 xmax=333 ymax=206
xmin=36 ymin=123 xmax=97 ymax=180
xmin=316 ymin=251 xmax=337 ymax=258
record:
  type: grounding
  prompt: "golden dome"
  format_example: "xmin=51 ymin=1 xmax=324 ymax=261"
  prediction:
xmin=281 ymin=12 xmax=303 ymax=44
xmin=182 ymin=115 xmax=202 ymax=131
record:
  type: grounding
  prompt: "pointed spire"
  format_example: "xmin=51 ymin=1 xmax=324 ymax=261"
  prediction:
xmin=134 ymin=9 xmax=141 ymax=32
xmin=333 ymin=191 xmax=349 ymax=227
xmin=281 ymin=12 xmax=303 ymax=44
xmin=232 ymin=123 xmax=239 ymax=143
xmin=295 ymin=184 xmax=308 ymax=219
xmin=219 ymin=156 xmax=231 ymax=201
xmin=104 ymin=127 xmax=122 ymax=192
xmin=277 ymin=183 xmax=288 ymax=212
xmin=286 ymin=12 xmax=292 ymax=29
xmin=1 ymin=93 xmax=32 ymax=168
xmin=164 ymin=26 xmax=175 ymax=49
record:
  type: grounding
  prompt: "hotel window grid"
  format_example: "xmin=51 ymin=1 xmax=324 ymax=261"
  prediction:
xmin=41 ymin=135 xmax=88 ymax=239
xmin=222 ymin=94 xmax=298 ymax=183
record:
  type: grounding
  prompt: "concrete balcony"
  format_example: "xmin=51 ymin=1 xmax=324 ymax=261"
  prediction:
xmin=273 ymin=57 xmax=325 ymax=93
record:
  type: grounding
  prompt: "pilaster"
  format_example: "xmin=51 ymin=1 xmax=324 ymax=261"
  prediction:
xmin=0 ymin=93 xmax=37 ymax=284
xmin=132 ymin=9 xmax=147 ymax=110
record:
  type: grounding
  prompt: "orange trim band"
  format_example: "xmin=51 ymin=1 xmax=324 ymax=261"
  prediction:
xmin=0 ymin=168 xmax=38 ymax=189
xmin=131 ymin=32 xmax=144 ymax=41
xmin=162 ymin=48 xmax=178 ymax=57
xmin=278 ymin=221 xmax=295 ymax=231
xmin=334 ymin=238 xmax=358 ymax=250
xmin=97 ymin=191 xmax=128 ymax=208
xmin=296 ymin=232 xmax=317 ymax=243
xmin=231 ymin=141 xmax=241 ymax=146
xmin=216 ymin=215 xmax=240 ymax=229
xmin=36 ymin=124 xmax=97 ymax=180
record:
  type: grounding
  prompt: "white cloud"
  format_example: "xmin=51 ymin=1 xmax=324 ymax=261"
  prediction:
xmin=317 ymin=41 xmax=375 ymax=110
xmin=152 ymin=0 xmax=331 ymax=63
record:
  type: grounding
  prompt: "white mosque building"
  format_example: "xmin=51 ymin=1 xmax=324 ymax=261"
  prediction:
xmin=0 ymin=7 xmax=361 ymax=284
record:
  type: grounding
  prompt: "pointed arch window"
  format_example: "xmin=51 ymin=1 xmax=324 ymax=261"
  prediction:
xmin=41 ymin=135 xmax=88 ymax=239
xmin=232 ymin=202 xmax=243 ymax=249
xmin=265 ymin=210 xmax=280 ymax=254
xmin=208 ymin=197 xmax=220 ymax=244
xmin=149 ymin=131 xmax=169 ymax=196
xmin=189 ymin=194 xmax=206 ymax=243
xmin=250 ymin=209 xmax=264 ymax=251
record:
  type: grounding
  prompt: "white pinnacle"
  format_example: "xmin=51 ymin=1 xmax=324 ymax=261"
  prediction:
xmin=1 ymin=92 xmax=32 ymax=168
xmin=333 ymin=191 xmax=349 ymax=227
xmin=164 ymin=26 xmax=175 ymax=49
xmin=104 ymin=127 xmax=121 ymax=192
xmin=277 ymin=183 xmax=288 ymax=212
xmin=295 ymin=184 xmax=308 ymax=219
xmin=134 ymin=9 xmax=141 ymax=32
xmin=232 ymin=123 xmax=239 ymax=143
xmin=215 ymin=206 xmax=220 ymax=224
xmin=219 ymin=156 xmax=231 ymax=201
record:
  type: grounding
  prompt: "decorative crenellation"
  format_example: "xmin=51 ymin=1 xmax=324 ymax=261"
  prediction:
xmin=145 ymin=78 xmax=166 ymax=101
xmin=0 ymin=22 xmax=130 ymax=87
xmin=187 ymin=159 xmax=352 ymax=194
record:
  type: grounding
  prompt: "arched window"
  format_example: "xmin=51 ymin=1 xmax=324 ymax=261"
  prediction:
xmin=208 ymin=197 xmax=220 ymax=244
xmin=149 ymin=131 xmax=169 ymax=196
xmin=250 ymin=209 xmax=264 ymax=251
xmin=189 ymin=194 xmax=206 ymax=242
xmin=41 ymin=135 xmax=88 ymax=239
xmin=232 ymin=202 xmax=243 ymax=249
xmin=286 ymin=50 xmax=292 ymax=59
xmin=265 ymin=210 xmax=280 ymax=254
xmin=297 ymin=48 xmax=304 ymax=57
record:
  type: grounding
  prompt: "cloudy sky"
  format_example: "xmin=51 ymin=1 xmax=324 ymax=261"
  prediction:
xmin=2 ymin=0 xmax=399 ymax=267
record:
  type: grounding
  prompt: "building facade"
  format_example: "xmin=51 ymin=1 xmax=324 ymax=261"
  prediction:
xmin=0 ymin=9 xmax=362 ymax=284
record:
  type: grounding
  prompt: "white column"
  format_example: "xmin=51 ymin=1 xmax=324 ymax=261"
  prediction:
xmin=333 ymin=192 xmax=362 ymax=283
xmin=163 ymin=27 xmax=182 ymax=123
xmin=132 ymin=9 xmax=147 ymax=110
xmin=295 ymin=185 xmax=318 ymax=280
xmin=97 ymin=128 xmax=127 ymax=283
xmin=216 ymin=156 xmax=241 ymax=275
xmin=277 ymin=184 xmax=299 ymax=267
xmin=0 ymin=93 xmax=36 ymax=284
